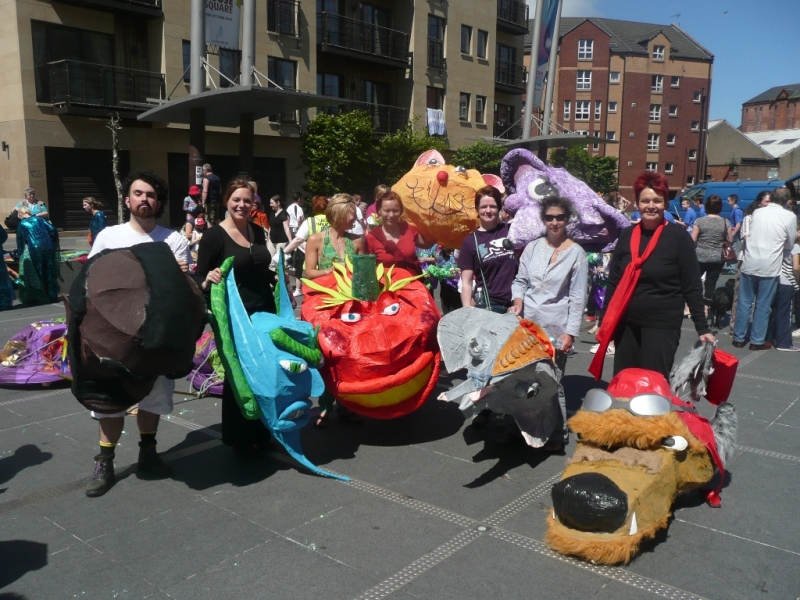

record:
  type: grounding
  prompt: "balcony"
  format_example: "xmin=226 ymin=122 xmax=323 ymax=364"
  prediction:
xmin=427 ymin=38 xmax=446 ymax=72
xmin=495 ymin=60 xmax=526 ymax=94
xmin=317 ymin=12 xmax=409 ymax=69
xmin=493 ymin=124 xmax=522 ymax=140
xmin=54 ymin=0 xmax=162 ymax=19
xmin=268 ymin=0 xmax=299 ymax=37
xmin=497 ymin=0 xmax=529 ymax=35
xmin=318 ymin=100 xmax=409 ymax=135
xmin=36 ymin=60 xmax=166 ymax=117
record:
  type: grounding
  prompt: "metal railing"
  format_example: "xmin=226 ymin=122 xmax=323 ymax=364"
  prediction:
xmin=268 ymin=0 xmax=299 ymax=36
xmin=427 ymin=38 xmax=446 ymax=70
xmin=497 ymin=0 xmax=529 ymax=30
xmin=318 ymin=100 xmax=409 ymax=135
xmin=36 ymin=60 xmax=165 ymax=110
xmin=125 ymin=0 xmax=161 ymax=7
xmin=495 ymin=60 xmax=526 ymax=89
xmin=317 ymin=12 xmax=409 ymax=63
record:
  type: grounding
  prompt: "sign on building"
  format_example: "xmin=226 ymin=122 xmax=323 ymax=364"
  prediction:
xmin=205 ymin=0 xmax=241 ymax=50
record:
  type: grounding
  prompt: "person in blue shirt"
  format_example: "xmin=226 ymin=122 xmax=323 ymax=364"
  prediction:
xmin=727 ymin=194 xmax=744 ymax=241
xmin=16 ymin=188 xmax=49 ymax=220
xmin=677 ymin=198 xmax=697 ymax=232
xmin=693 ymin=196 xmax=707 ymax=217
xmin=83 ymin=197 xmax=107 ymax=245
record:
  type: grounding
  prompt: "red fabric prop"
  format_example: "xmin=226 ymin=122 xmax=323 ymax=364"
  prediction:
xmin=589 ymin=221 xmax=667 ymax=380
xmin=706 ymin=349 xmax=738 ymax=405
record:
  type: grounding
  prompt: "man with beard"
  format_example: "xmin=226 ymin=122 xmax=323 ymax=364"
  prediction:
xmin=85 ymin=169 xmax=191 ymax=497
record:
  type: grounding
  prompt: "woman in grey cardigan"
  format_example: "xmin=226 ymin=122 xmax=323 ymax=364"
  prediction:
xmin=509 ymin=196 xmax=588 ymax=451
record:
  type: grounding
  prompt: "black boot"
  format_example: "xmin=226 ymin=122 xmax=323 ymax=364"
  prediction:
xmin=137 ymin=442 xmax=173 ymax=478
xmin=86 ymin=453 xmax=115 ymax=498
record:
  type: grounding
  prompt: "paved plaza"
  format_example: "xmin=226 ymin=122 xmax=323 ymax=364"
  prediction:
xmin=1 ymin=287 xmax=800 ymax=600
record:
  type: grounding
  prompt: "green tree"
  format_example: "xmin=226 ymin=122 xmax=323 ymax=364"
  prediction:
xmin=300 ymin=111 xmax=375 ymax=196
xmin=550 ymin=146 xmax=618 ymax=194
xmin=376 ymin=122 xmax=450 ymax=185
xmin=451 ymin=140 xmax=507 ymax=175
xmin=586 ymin=155 xmax=619 ymax=194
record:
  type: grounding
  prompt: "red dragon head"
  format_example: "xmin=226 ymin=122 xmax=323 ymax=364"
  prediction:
xmin=301 ymin=255 xmax=441 ymax=419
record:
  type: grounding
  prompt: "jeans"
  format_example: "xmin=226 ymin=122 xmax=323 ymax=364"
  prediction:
xmin=767 ymin=283 xmax=795 ymax=348
xmin=733 ymin=273 xmax=778 ymax=345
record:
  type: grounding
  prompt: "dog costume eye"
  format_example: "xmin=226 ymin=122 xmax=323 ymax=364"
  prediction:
xmin=662 ymin=436 xmax=688 ymax=451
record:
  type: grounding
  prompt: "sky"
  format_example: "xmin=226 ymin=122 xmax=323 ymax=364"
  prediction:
xmin=527 ymin=0 xmax=800 ymax=127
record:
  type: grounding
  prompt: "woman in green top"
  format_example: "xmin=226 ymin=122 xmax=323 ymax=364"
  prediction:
xmin=304 ymin=193 xmax=366 ymax=279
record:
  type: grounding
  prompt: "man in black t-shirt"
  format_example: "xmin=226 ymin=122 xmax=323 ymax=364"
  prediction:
xmin=202 ymin=163 xmax=222 ymax=224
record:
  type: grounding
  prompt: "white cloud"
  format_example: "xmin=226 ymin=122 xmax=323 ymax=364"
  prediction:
xmin=525 ymin=0 xmax=603 ymax=18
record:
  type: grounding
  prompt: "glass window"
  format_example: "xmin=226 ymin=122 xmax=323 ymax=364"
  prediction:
xmin=220 ymin=48 xmax=241 ymax=88
xmin=428 ymin=15 xmax=446 ymax=69
xmin=461 ymin=25 xmax=472 ymax=54
xmin=477 ymin=30 xmax=488 ymax=59
xmin=607 ymin=131 xmax=616 ymax=140
xmin=578 ymin=39 xmax=593 ymax=60
xmin=691 ymin=120 xmax=700 ymax=131
xmin=608 ymin=101 xmax=617 ymax=113
xmin=646 ymin=162 xmax=658 ymax=172
xmin=665 ymin=162 xmax=674 ymax=174
xmin=476 ymin=95 xmax=486 ymax=124
xmin=595 ymin=100 xmax=601 ymax=119
xmin=687 ymin=176 xmax=695 ymax=186
xmin=593 ymin=130 xmax=600 ymax=151
xmin=317 ymin=73 xmax=343 ymax=97
xmin=182 ymin=40 xmax=191 ymax=83
xmin=649 ymin=104 xmax=661 ymax=122
xmin=575 ymin=100 xmax=590 ymax=121
xmin=268 ymin=0 xmax=298 ymax=36
xmin=693 ymin=91 xmax=702 ymax=103
xmin=610 ymin=71 xmax=620 ymax=84
xmin=427 ymin=86 xmax=444 ymax=110
xmin=671 ymin=76 xmax=680 ymax=87
xmin=652 ymin=45 xmax=665 ymax=61
xmin=689 ymin=149 xmax=697 ymax=160
xmin=669 ymin=105 xmax=678 ymax=117
xmin=647 ymin=133 xmax=659 ymax=151
xmin=428 ymin=14 xmax=445 ymax=40
xmin=577 ymin=70 xmax=591 ymax=90
xmin=563 ymin=100 xmax=571 ymax=120
xmin=667 ymin=133 xmax=676 ymax=145
xmin=652 ymin=75 xmax=663 ymax=93
xmin=268 ymin=56 xmax=296 ymax=89
xmin=459 ymin=93 xmax=470 ymax=121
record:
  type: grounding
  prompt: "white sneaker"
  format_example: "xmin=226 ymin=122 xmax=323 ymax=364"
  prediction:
xmin=589 ymin=343 xmax=614 ymax=355
xmin=792 ymin=329 xmax=800 ymax=339
xmin=293 ymin=289 xmax=302 ymax=297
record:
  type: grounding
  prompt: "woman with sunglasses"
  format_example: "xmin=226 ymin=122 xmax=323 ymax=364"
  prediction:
xmin=509 ymin=196 xmax=588 ymax=451
xmin=589 ymin=172 xmax=715 ymax=382
xmin=195 ymin=179 xmax=277 ymax=459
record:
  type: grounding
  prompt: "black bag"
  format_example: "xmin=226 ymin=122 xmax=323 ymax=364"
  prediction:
xmin=4 ymin=210 xmax=20 ymax=231
xmin=472 ymin=232 xmax=492 ymax=310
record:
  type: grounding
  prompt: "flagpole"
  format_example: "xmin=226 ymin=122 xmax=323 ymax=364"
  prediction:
xmin=541 ymin=0 xmax=563 ymax=135
xmin=522 ymin=0 xmax=545 ymax=139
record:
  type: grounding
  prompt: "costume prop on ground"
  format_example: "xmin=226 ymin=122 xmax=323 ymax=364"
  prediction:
xmin=437 ymin=308 xmax=563 ymax=446
xmin=210 ymin=251 xmax=345 ymax=480
xmin=392 ymin=150 xmax=505 ymax=250
xmin=187 ymin=331 xmax=224 ymax=396
xmin=67 ymin=243 xmax=206 ymax=414
xmin=0 ymin=319 xmax=70 ymax=386
xmin=500 ymin=149 xmax=629 ymax=251
xmin=301 ymin=254 xmax=441 ymax=419
xmin=547 ymin=343 xmax=738 ymax=565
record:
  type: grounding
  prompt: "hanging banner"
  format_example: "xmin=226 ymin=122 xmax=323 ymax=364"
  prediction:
xmin=533 ymin=0 xmax=559 ymax=107
xmin=205 ymin=0 xmax=241 ymax=50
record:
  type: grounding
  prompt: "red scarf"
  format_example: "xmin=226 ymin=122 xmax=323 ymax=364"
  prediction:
xmin=589 ymin=220 xmax=667 ymax=380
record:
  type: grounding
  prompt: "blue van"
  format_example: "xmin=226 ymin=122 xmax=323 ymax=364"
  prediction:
xmin=668 ymin=174 xmax=800 ymax=221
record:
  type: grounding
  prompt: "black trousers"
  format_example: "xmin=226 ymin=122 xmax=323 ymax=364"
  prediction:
xmin=698 ymin=261 xmax=724 ymax=300
xmin=221 ymin=380 xmax=271 ymax=449
xmin=613 ymin=321 xmax=682 ymax=380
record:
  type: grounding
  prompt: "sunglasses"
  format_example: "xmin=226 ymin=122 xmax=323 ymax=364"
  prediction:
xmin=543 ymin=214 xmax=566 ymax=222
xmin=582 ymin=388 xmax=688 ymax=417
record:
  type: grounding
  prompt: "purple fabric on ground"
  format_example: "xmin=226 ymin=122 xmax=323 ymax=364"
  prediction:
xmin=0 ymin=320 xmax=70 ymax=386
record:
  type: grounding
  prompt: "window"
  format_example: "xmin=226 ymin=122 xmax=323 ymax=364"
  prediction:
xmin=268 ymin=56 xmax=297 ymax=122
xmin=647 ymin=133 xmax=660 ymax=151
xmin=627 ymin=161 xmax=633 ymax=167
xmin=494 ymin=103 xmax=515 ymax=138
xmin=687 ymin=176 xmax=695 ymax=186
xmin=182 ymin=40 xmax=192 ymax=82
xmin=693 ymin=91 xmax=702 ymax=103
xmin=575 ymin=100 xmax=590 ymax=121
xmin=650 ymin=104 xmax=661 ymax=122
xmin=459 ymin=92 xmax=470 ymax=121
xmin=646 ymin=162 xmax=658 ymax=172
xmin=563 ymin=100 xmax=571 ymax=120
xmin=652 ymin=75 xmax=663 ymax=92
xmin=665 ymin=162 xmax=674 ymax=174
xmin=317 ymin=73 xmax=343 ymax=98
xmin=477 ymin=29 xmax=488 ymax=59
xmin=669 ymin=105 xmax=678 ymax=117
xmin=691 ymin=120 xmax=700 ymax=131
xmin=608 ymin=101 xmax=617 ymax=113
xmin=652 ymin=45 xmax=665 ymax=61
xmin=476 ymin=95 xmax=486 ymax=124
xmin=426 ymin=86 xmax=444 ymax=110
xmin=593 ymin=130 xmax=600 ymax=151
xmin=461 ymin=25 xmax=472 ymax=54
xmin=268 ymin=0 xmax=298 ymax=36
xmin=577 ymin=70 xmax=592 ymax=90
xmin=578 ymin=39 xmax=593 ymax=60
xmin=610 ymin=71 xmax=620 ymax=84
xmin=667 ymin=133 xmax=676 ymax=145
xmin=219 ymin=48 xmax=241 ymax=87
xmin=671 ymin=76 xmax=680 ymax=88
xmin=362 ymin=80 xmax=390 ymax=106
xmin=607 ymin=131 xmax=616 ymax=141
xmin=689 ymin=149 xmax=697 ymax=160
xmin=428 ymin=15 xmax=446 ymax=70
xmin=595 ymin=100 xmax=602 ymax=119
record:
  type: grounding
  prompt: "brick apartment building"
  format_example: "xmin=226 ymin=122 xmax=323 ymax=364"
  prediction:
xmin=527 ymin=17 xmax=713 ymax=198
xmin=741 ymin=83 xmax=800 ymax=133
xmin=0 ymin=0 xmax=528 ymax=229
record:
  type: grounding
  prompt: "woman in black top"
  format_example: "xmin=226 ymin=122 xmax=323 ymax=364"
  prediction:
xmin=604 ymin=172 xmax=716 ymax=379
xmin=196 ymin=179 xmax=277 ymax=458
xmin=268 ymin=195 xmax=291 ymax=257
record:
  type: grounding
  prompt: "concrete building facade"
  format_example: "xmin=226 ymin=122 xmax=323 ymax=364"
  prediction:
xmin=0 ymin=0 xmax=528 ymax=229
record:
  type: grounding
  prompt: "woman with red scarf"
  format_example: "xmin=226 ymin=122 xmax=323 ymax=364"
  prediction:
xmin=589 ymin=172 xmax=715 ymax=380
